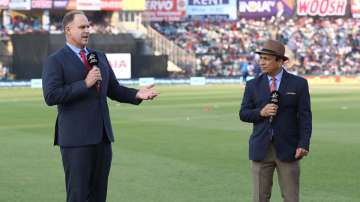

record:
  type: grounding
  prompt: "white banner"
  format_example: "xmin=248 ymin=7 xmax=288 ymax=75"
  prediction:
xmin=77 ymin=0 xmax=101 ymax=10
xmin=351 ymin=0 xmax=360 ymax=18
xmin=30 ymin=79 xmax=42 ymax=88
xmin=139 ymin=77 xmax=155 ymax=86
xmin=106 ymin=53 xmax=131 ymax=79
xmin=297 ymin=0 xmax=347 ymax=16
xmin=190 ymin=77 xmax=206 ymax=85
xmin=9 ymin=0 xmax=31 ymax=10
xmin=0 ymin=0 xmax=9 ymax=9
xmin=187 ymin=0 xmax=237 ymax=19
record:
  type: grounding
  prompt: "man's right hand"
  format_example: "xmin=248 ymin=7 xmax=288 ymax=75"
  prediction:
xmin=260 ymin=103 xmax=278 ymax=117
xmin=84 ymin=67 xmax=102 ymax=88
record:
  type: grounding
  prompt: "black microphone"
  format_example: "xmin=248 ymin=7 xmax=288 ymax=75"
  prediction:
xmin=269 ymin=90 xmax=280 ymax=123
xmin=86 ymin=52 xmax=101 ymax=91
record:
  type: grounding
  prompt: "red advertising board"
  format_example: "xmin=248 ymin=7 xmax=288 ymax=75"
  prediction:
xmin=143 ymin=0 xmax=186 ymax=21
xmin=101 ymin=0 xmax=122 ymax=10
xmin=77 ymin=0 xmax=101 ymax=10
xmin=32 ymin=0 xmax=52 ymax=9
xmin=297 ymin=0 xmax=347 ymax=16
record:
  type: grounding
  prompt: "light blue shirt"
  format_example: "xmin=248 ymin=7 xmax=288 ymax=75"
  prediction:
xmin=267 ymin=68 xmax=283 ymax=91
xmin=66 ymin=42 xmax=88 ymax=61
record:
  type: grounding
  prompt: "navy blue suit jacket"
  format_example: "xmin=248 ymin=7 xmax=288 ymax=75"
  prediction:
xmin=42 ymin=46 xmax=141 ymax=147
xmin=239 ymin=70 xmax=312 ymax=161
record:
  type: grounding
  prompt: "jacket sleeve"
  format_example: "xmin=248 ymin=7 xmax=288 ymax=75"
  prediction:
xmin=239 ymin=82 xmax=265 ymax=123
xmin=104 ymin=54 xmax=142 ymax=105
xmin=42 ymin=55 xmax=88 ymax=106
xmin=297 ymin=79 xmax=312 ymax=150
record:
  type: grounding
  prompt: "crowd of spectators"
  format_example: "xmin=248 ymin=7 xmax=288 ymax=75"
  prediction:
xmin=153 ymin=17 xmax=360 ymax=76
xmin=49 ymin=13 xmax=119 ymax=34
xmin=0 ymin=12 xmax=120 ymax=80
xmin=1 ymin=13 xmax=359 ymax=77
xmin=0 ymin=12 xmax=120 ymax=37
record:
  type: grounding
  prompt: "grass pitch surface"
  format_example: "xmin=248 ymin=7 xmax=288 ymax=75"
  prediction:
xmin=0 ymin=84 xmax=359 ymax=201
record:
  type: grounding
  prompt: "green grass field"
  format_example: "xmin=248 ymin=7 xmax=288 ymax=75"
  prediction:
xmin=0 ymin=84 xmax=359 ymax=202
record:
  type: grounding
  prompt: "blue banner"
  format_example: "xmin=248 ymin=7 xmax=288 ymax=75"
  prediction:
xmin=188 ymin=0 xmax=229 ymax=5
xmin=187 ymin=0 xmax=237 ymax=19
xmin=238 ymin=0 xmax=295 ymax=19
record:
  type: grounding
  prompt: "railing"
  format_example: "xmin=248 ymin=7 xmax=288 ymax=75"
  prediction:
xmin=145 ymin=25 xmax=197 ymax=74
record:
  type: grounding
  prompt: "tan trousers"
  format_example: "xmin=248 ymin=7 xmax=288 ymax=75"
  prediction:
xmin=251 ymin=143 xmax=300 ymax=202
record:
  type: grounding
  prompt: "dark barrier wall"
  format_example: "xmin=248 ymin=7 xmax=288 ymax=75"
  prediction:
xmin=12 ymin=33 xmax=49 ymax=79
xmin=48 ymin=34 xmax=137 ymax=55
xmin=11 ymin=34 xmax=165 ymax=79
xmin=48 ymin=34 xmax=65 ymax=54
xmin=132 ymin=55 xmax=168 ymax=78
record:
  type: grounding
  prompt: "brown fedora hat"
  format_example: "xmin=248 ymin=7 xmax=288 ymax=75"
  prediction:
xmin=255 ymin=39 xmax=288 ymax=61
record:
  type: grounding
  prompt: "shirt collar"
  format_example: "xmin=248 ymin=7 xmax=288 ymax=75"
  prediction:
xmin=66 ymin=42 xmax=88 ymax=55
xmin=267 ymin=68 xmax=283 ymax=82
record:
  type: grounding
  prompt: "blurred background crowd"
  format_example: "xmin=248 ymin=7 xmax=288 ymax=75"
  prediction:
xmin=0 ymin=0 xmax=359 ymax=80
xmin=152 ymin=17 xmax=360 ymax=77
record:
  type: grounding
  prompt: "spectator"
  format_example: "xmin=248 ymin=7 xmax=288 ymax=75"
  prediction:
xmin=153 ymin=17 xmax=360 ymax=76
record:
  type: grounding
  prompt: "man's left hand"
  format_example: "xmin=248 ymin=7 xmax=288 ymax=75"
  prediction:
xmin=136 ymin=84 xmax=159 ymax=100
xmin=295 ymin=148 xmax=309 ymax=159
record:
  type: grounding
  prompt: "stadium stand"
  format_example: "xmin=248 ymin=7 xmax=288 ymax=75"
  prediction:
xmin=152 ymin=17 xmax=360 ymax=77
xmin=0 ymin=1 xmax=359 ymax=80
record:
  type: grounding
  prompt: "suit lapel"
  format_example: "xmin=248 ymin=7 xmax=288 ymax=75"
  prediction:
xmin=278 ymin=70 xmax=289 ymax=94
xmin=256 ymin=74 xmax=271 ymax=102
xmin=63 ymin=45 xmax=88 ymax=74
xmin=263 ymin=74 xmax=270 ymax=93
xmin=277 ymin=70 xmax=290 ymax=114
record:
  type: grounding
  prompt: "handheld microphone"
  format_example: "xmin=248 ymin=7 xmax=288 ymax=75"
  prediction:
xmin=86 ymin=52 xmax=101 ymax=91
xmin=269 ymin=90 xmax=280 ymax=123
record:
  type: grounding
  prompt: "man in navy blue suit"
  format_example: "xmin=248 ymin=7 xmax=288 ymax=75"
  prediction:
xmin=239 ymin=40 xmax=312 ymax=202
xmin=42 ymin=11 xmax=159 ymax=202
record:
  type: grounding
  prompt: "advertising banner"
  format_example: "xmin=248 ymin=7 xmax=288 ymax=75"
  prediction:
xmin=9 ymin=0 xmax=31 ymax=10
xmin=351 ymin=0 xmax=360 ymax=18
xmin=305 ymin=76 xmax=360 ymax=85
xmin=53 ymin=0 xmax=67 ymax=9
xmin=139 ymin=77 xmax=155 ymax=86
xmin=106 ymin=53 xmax=131 ymax=79
xmin=32 ymin=0 xmax=52 ymax=9
xmin=143 ymin=0 xmax=186 ymax=21
xmin=122 ymin=0 xmax=145 ymax=11
xmin=0 ymin=0 xmax=9 ymax=9
xmin=297 ymin=0 xmax=347 ymax=16
xmin=190 ymin=77 xmax=206 ymax=85
xmin=53 ymin=0 xmax=76 ymax=10
xmin=238 ymin=0 xmax=295 ymax=18
xmin=187 ymin=0 xmax=237 ymax=19
xmin=30 ymin=79 xmax=42 ymax=88
xmin=78 ymin=0 xmax=122 ymax=10
xmin=77 ymin=0 xmax=101 ymax=10
xmin=100 ymin=0 xmax=122 ymax=10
